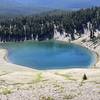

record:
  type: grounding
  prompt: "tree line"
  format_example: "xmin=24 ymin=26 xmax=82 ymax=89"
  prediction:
xmin=0 ymin=7 xmax=100 ymax=42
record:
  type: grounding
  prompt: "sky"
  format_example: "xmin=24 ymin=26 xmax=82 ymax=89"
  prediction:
xmin=13 ymin=0 xmax=100 ymax=9
xmin=0 ymin=0 xmax=100 ymax=9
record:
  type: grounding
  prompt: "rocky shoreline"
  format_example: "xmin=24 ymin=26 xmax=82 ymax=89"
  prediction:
xmin=0 ymin=38 xmax=100 ymax=100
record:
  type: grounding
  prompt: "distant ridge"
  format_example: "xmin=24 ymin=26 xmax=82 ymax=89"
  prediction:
xmin=0 ymin=0 xmax=100 ymax=16
xmin=0 ymin=0 xmax=52 ymax=16
xmin=0 ymin=7 xmax=52 ymax=16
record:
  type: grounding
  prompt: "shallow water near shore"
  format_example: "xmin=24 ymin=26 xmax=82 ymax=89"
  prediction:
xmin=0 ymin=40 xmax=96 ymax=70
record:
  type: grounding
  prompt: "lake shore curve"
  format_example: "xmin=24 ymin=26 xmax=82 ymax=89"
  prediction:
xmin=0 ymin=40 xmax=100 ymax=100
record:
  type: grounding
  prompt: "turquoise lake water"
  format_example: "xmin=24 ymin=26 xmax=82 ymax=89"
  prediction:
xmin=1 ymin=41 xmax=96 ymax=70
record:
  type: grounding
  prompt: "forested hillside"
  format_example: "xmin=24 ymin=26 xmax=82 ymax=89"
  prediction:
xmin=0 ymin=7 xmax=100 ymax=42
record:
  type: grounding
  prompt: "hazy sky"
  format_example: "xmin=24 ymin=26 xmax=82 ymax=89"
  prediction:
xmin=15 ymin=0 xmax=100 ymax=9
xmin=0 ymin=0 xmax=100 ymax=9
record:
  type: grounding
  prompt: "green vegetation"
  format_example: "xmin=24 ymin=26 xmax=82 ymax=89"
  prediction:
xmin=32 ymin=73 xmax=43 ymax=84
xmin=63 ymin=94 xmax=76 ymax=100
xmin=40 ymin=96 xmax=54 ymax=100
xmin=0 ymin=7 xmax=100 ymax=42
xmin=0 ymin=87 xmax=12 ymax=95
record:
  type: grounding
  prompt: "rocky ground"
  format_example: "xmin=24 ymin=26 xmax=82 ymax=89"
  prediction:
xmin=0 ymin=65 xmax=100 ymax=100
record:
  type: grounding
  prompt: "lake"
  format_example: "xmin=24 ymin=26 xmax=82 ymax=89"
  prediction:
xmin=1 ymin=40 xmax=96 ymax=70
